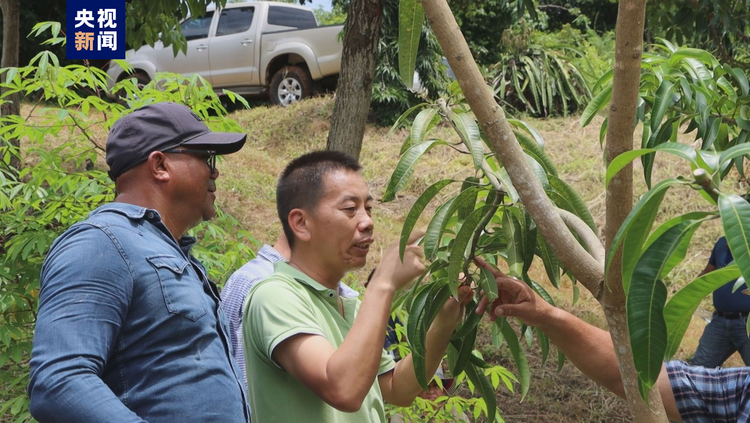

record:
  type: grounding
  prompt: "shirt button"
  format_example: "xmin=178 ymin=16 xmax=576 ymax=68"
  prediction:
xmin=328 ymin=292 xmax=334 ymax=298
xmin=146 ymin=212 xmax=155 ymax=219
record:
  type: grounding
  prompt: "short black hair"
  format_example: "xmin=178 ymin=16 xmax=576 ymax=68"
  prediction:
xmin=276 ymin=150 xmax=362 ymax=248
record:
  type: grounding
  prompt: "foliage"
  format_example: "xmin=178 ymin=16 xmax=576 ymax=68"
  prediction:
xmin=581 ymin=43 xmax=750 ymax=398
xmin=533 ymin=25 xmax=615 ymax=91
xmin=538 ymin=0 xmax=619 ymax=34
xmin=383 ymin=81 xmax=594 ymax=422
xmin=488 ymin=22 xmax=593 ymax=117
xmin=448 ymin=0 xmax=517 ymax=67
xmin=645 ymin=0 xmax=750 ymax=69
xmin=125 ymin=0 xmax=228 ymax=54
xmin=0 ymin=24 xmax=256 ymax=421
xmin=369 ymin=0 xmax=448 ymax=126
xmin=583 ymin=40 xmax=750 ymax=187
xmin=312 ymin=3 xmax=347 ymax=25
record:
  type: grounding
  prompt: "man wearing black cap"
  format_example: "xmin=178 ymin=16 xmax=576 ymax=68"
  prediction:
xmin=28 ymin=102 xmax=251 ymax=423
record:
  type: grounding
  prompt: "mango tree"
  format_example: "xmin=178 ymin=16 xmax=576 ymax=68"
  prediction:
xmin=385 ymin=0 xmax=750 ymax=421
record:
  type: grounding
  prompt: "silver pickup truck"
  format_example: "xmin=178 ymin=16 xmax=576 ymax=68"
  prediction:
xmin=107 ymin=1 xmax=343 ymax=106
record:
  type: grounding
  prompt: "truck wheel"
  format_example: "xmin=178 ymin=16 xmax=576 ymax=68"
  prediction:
xmin=115 ymin=72 xmax=150 ymax=106
xmin=270 ymin=66 xmax=311 ymax=107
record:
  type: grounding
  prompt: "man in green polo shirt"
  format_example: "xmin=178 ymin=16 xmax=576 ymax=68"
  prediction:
xmin=243 ymin=150 xmax=467 ymax=422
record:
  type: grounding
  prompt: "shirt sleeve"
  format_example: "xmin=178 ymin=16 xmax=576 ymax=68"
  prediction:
xmin=666 ymin=360 xmax=750 ymax=422
xmin=28 ymin=224 xmax=146 ymax=423
xmin=378 ymin=346 xmax=396 ymax=376
xmin=244 ymin=278 xmax=325 ymax=369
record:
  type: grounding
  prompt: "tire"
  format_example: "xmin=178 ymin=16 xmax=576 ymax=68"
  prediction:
xmin=115 ymin=72 xmax=151 ymax=106
xmin=269 ymin=66 xmax=312 ymax=107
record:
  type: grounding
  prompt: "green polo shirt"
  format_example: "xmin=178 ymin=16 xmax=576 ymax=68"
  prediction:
xmin=243 ymin=261 xmax=395 ymax=422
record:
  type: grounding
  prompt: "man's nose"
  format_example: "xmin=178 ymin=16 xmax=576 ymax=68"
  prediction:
xmin=359 ymin=211 xmax=373 ymax=232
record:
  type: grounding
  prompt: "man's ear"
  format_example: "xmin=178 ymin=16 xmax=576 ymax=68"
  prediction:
xmin=147 ymin=151 xmax=171 ymax=182
xmin=287 ymin=209 xmax=312 ymax=243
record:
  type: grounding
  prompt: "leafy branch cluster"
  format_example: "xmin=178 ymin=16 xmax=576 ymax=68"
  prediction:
xmin=0 ymin=26 xmax=257 ymax=421
xmin=381 ymin=82 xmax=599 ymax=421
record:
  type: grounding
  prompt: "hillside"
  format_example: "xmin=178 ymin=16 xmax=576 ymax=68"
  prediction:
xmin=216 ymin=95 xmax=738 ymax=422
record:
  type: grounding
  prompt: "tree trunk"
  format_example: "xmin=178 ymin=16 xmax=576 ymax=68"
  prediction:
xmin=420 ymin=0 xmax=605 ymax=294
xmin=326 ymin=0 xmax=384 ymax=161
xmin=603 ymin=0 xmax=667 ymax=420
xmin=0 ymin=0 xmax=21 ymax=172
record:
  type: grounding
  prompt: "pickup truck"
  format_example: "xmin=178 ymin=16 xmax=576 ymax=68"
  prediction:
xmin=106 ymin=1 xmax=343 ymax=106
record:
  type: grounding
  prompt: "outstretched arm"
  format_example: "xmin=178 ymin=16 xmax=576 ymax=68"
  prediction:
xmin=474 ymin=258 xmax=681 ymax=422
xmin=379 ymin=285 xmax=470 ymax=406
xmin=271 ymin=230 xmax=426 ymax=412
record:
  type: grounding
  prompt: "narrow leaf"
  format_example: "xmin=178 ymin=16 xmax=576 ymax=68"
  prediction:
xmin=399 ymin=179 xmax=454 ymax=260
xmin=719 ymin=194 xmax=750 ymax=286
xmin=628 ymin=219 xmax=703 ymax=396
xmin=397 ymin=0 xmax=424 ymax=88
xmin=383 ymin=140 xmax=447 ymax=202
xmin=664 ymin=266 xmax=741 ymax=358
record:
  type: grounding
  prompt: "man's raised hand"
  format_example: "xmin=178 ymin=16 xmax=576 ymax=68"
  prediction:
xmin=473 ymin=257 xmax=553 ymax=328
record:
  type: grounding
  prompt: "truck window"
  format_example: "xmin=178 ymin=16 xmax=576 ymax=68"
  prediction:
xmin=216 ymin=7 xmax=255 ymax=36
xmin=181 ymin=12 xmax=214 ymax=41
xmin=267 ymin=6 xmax=317 ymax=29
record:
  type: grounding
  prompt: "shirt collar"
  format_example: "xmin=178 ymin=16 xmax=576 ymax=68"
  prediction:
xmin=257 ymin=244 xmax=287 ymax=263
xmin=273 ymin=261 xmax=360 ymax=298
xmin=90 ymin=202 xmax=197 ymax=249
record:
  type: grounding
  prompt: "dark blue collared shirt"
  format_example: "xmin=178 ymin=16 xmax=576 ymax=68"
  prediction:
xmin=29 ymin=203 xmax=250 ymax=423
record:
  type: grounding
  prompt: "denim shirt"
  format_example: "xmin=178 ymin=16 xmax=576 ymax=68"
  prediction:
xmin=29 ymin=203 xmax=250 ymax=423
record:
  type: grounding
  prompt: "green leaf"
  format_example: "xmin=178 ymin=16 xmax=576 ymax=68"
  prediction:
xmin=496 ymin=319 xmax=530 ymax=400
xmin=731 ymin=67 xmax=749 ymax=96
xmin=464 ymin=361 xmax=497 ymax=423
xmin=548 ymin=175 xmax=596 ymax=232
xmin=447 ymin=205 xmax=494 ymax=294
xmin=607 ymin=178 xmax=687 ymax=291
xmin=581 ymin=85 xmax=612 ymax=127
xmin=423 ymin=198 xmax=456 ymax=261
xmin=478 ymin=265 xmax=499 ymax=302
xmin=457 ymin=177 xmax=480 ymax=221
xmin=650 ymin=80 xmax=676 ymax=133
xmin=414 ymin=282 xmax=452 ymax=389
xmin=451 ymin=323 xmax=478 ymax=376
xmin=423 ymin=188 xmax=482 ymax=260
xmin=388 ymin=103 xmax=428 ymax=137
xmin=643 ymin=212 xmax=714 ymax=278
xmin=397 ymin=0 xmax=424 ymax=89
xmin=451 ymin=112 xmax=484 ymax=170
xmin=383 ymin=140 xmax=447 ymax=202
xmin=410 ymin=108 xmax=439 ymax=146
xmin=502 ymin=207 xmax=524 ymax=277
xmin=399 ymin=179 xmax=454 ymax=260
xmin=719 ymin=194 xmax=750 ymax=286
xmin=628 ymin=218 xmax=703 ymax=397
xmin=515 ymin=130 xmax=558 ymax=177
xmin=508 ymin=118 xmax=545 ymax=148
xmin=664 ymin=265 xmax=741 ymax=358
xmin=718 ymin=143 xmax=750 ymax=167
xmin=606 ymin=143 xmax=698 ymax=187
xmin=453 ymin=300 xmax=483 ymax=340
xmin=536 ymin=231 xmax=560 ymax=288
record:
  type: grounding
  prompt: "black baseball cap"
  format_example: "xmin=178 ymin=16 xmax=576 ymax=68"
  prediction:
xmin=106 ymin=102 xmax=247 ymax=180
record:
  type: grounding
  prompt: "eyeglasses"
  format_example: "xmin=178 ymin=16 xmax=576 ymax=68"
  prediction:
xmin=162 ymin=148 xmax=217 ymax=173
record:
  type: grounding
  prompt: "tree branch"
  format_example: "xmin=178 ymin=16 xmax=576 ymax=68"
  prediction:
xmin=556 ymin=208 xmax=605 ymax=265
xmin=422 ymin=0 xmax=604 ymax=294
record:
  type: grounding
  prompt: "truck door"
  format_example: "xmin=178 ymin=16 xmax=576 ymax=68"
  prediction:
xmin=208 ymin=6 xmax=259 ymax=88
xmin=156 ymin=12 xmax=215 ymax=82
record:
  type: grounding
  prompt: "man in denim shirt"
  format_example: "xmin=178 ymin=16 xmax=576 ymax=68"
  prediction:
xmin=28 ymin=102 xmax=251 ymax=423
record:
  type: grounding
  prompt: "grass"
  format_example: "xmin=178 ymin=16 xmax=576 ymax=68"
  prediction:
xmin=211 ymin=95 xmax=748 ymax=421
